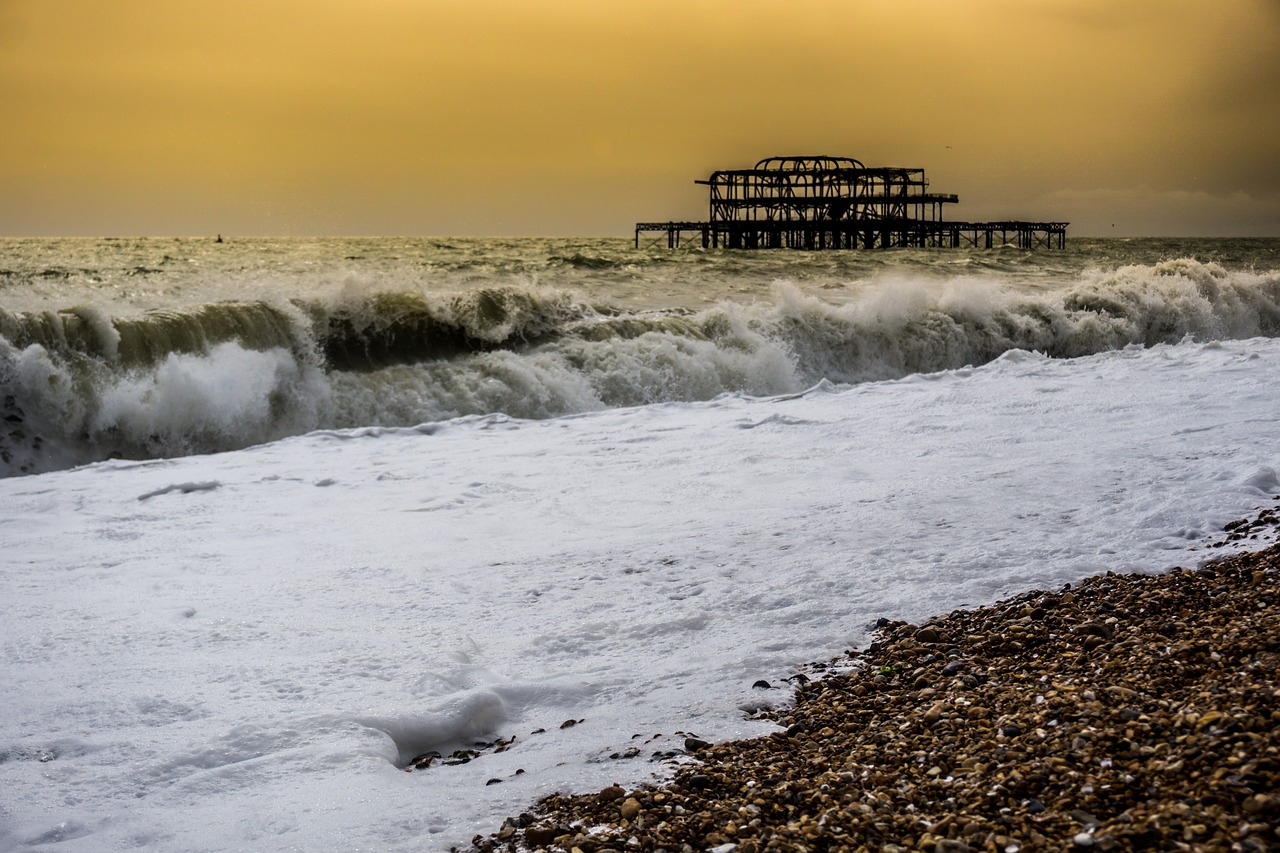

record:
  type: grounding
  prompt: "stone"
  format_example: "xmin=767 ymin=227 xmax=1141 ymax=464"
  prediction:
xmin=598 ymin=785 xmax=625 ymax=803
xmin=935 ymin=842 xmax=970 ymax=853
xmin=523 ymin=825 xmax=561 ymax=846
xmin=1196 ymin=710 xmax=1223 ymax=728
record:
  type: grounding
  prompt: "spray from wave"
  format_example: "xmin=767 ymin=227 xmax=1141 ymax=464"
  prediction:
xmin=2 ymin=259 xmax=1278 ymax=476
xmin=758 ymin=258 xmax=1280 ymax=383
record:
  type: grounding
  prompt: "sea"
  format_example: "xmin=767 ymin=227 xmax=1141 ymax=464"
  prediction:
xmin=1 ymin=236 xmax=1278 ymax=850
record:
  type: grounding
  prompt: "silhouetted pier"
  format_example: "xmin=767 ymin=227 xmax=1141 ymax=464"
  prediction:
xmin=636 ymin=156 xmax=1066 ymax=250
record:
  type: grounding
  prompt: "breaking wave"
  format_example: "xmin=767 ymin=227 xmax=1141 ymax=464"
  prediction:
xmin=2 ymin=258 xmax=1278 ymax=476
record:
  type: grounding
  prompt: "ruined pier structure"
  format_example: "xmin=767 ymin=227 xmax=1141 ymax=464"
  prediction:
xmin=636 ymin=156 xmax=1066 ymax=250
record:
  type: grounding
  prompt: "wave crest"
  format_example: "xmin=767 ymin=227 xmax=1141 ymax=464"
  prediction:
xmin=2 ymin=258 xmax=1278 ymax=476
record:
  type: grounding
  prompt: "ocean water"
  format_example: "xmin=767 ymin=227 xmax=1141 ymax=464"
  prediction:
xmin=1 ymin=237 xmax=1279 ymax=850
xmin=3 ymin=237 xmax=1278 ymax=477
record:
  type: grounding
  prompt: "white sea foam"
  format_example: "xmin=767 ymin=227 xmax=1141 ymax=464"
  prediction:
xmin=89 ymin=341 xmax=329 ymax=457
xmin=2 ymin=334 xmax=1278 ymax=851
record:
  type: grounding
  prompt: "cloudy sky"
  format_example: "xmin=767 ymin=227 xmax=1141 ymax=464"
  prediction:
xmin=2 ymin=0 xmax=1277 ymax=237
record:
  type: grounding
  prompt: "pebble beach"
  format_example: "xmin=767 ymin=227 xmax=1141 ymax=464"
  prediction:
xmin=469 ymin=536 xmax=1280 ymax=853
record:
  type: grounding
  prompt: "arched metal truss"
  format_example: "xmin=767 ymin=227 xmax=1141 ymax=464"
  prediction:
xmin=636 ymin=155 xmax=1067 ymax=250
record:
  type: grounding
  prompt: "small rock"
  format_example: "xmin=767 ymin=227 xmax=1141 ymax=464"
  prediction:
xmin=1073 ymin=832 xmax=1095 ymax=847
xmin=524 ymin=825 xmax=561 ymax=846
xmin=935 ymin=841 xmax=971 ymax=853
xmin=620 ymin=797 xmax=641 ymax=820
xmin=752 ymin=679 xmax=772 ymax=689
xmin=598 ymin=785 xmax=626 ymax=802
xmin=1196 ymin=710 xmax=1224 ymax=728
xmin=684 ymin=737 xmax=711 ymax=752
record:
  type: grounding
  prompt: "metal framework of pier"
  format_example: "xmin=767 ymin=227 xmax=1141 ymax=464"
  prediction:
xmin=635 ymin=156 xmax=1066 ymax=250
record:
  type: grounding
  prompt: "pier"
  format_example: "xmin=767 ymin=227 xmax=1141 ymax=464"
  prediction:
xmin=635 ymin=156 xmax=1066 ymax=250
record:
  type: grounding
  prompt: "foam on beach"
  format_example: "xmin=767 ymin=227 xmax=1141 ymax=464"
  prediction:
xmin=2 ymin=334 xmax=1279 ymax=851
xmin=473 ymin=544 xmax=1280 ymax=851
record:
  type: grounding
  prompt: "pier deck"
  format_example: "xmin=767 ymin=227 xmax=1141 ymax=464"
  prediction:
xmin=635 ymin=220 xmax=1068 ymax=250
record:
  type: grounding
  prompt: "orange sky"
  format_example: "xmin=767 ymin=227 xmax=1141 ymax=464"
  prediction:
xmin=2 ymin=0 xmax=1278 ymax=237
